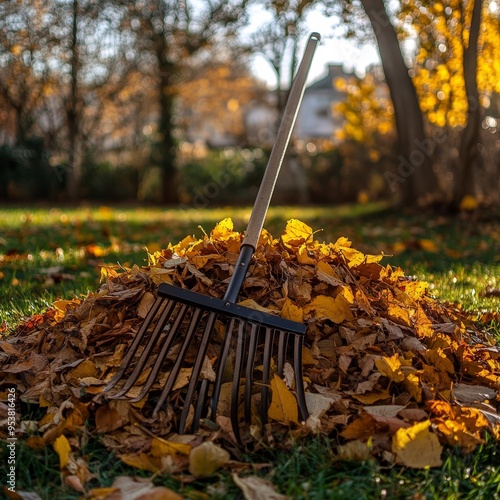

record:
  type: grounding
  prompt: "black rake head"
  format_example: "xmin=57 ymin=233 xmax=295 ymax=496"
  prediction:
xmin=103 ymin=283 xmax=309 ymax=441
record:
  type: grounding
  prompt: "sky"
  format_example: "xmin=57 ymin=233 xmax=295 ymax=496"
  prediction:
xmin=246 ymin=5 xmax=381 ymax=88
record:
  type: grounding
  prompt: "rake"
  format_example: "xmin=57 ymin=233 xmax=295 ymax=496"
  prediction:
xmin=103 ymin=33 xmax=320 ymax=441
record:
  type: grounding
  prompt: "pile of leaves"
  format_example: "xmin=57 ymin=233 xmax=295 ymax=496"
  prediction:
xmin=1 ymin=218 xmax=499 ymax=494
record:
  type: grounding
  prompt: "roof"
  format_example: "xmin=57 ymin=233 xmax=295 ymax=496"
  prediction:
xmin=307 ymin=64 xmax=350 ymax=91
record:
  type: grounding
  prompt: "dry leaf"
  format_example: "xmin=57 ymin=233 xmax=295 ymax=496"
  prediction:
xmin=336 ymin=440 xmax=371 ymax=461
xmin=392 ymin=420 xmax=443 ymax=468
xmin=268 ymin=374 xmax=299 ymax=424
xmin=232 ymin=474 xmax=286 ymax=500
xmin=137 ymin=292 xmax=155 ymax=318
xmin=53 ymin=434 xmax=71 ymax=469
xmin=95 ymin=405 xmax=124 ymax=433
xmin=189 ymin=442 xmax=230 ymax=477
xmin=303 ymin=294 xmax=353 ymax=323
xmin=375 ymin=354 xmax=405 ymax=382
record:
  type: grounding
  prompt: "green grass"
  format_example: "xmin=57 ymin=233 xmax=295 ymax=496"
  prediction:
xmin=1 ymin=203 xmax=499 ymax=498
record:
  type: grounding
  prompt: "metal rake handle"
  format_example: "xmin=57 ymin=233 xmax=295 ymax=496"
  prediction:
xmin=223 ymin=32 xmax=320 ymax=303
xmin=243 ymin=32 xmax=321 ymax=248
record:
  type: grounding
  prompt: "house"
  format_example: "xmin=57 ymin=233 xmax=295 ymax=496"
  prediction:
xmin=244 ymin=64 xmax=351 ymax=145
xmin=294 ymin=64 xmax=350 ymax=141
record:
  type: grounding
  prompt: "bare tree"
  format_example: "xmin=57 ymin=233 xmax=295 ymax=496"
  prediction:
xmin=117 ymin=0 xmax=250 ymax=204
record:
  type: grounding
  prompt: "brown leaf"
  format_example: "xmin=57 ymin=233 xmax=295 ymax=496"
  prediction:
xmin=232 ymin=474 xmax=286 ymax=500
xmin=95 ymin=405 xmax=124 ymax=433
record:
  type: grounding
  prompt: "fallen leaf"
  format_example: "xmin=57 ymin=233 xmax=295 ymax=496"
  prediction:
xmin=95 ymin=405 xmax=124 ymax=433
xmin=336 ymin=440 xmax=371 ymax=461
xmin=392 ymin=420 xmax=443 ymax=468
xmin=53 ymin=434 xmax=71 ymax=469
xmin=232 ymin=474 xmax=286 ymax=500
xmin=268 ymin=374 xmax=299 ymax=424
xmin=189 ymin=442 xmax=230 ymax=477
xmin=375 ymin=354 xmax=405 ymax=382
xmin=137 ymin=292 xmax=155 ymax=318
xmin=281 ymin=219 xmax=314 ymax=248
xmin=453 ymin=383 xmax=497 ymax=404
xmin=363 ymin=405 xmax=405 ymax=418
xmin=303 ymin=294 xmax=353 ymax=323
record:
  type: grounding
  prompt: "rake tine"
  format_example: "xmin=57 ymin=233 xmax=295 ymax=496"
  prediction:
xmin=244 ymin=323 xmax=259 ymax=422
xmin=294 ymin=334 xmax=309 ymax=421
xmin=277 ymin=330 xmax=288 ymax=377
xmin=130 ymin=303 xmax=190 ymax=403
xmin=150 ymin=306 xmax=204 ymax=411
xmin=192 ymin=379 xmax=209 ymax=430
xmin=104 ymin=297 xmax=166 ymax=393
xmin=208 ymin=317 xmax=237 ymax=420
xmin=230 ymin=319 xmax=247 ymax=443
xmin=110 ymin=299 xmax=177 ymax=398
xmin=260 ymin=327 xmax=274 ymax=426
xmin=178 ymin=312 xmax=218 ymax=433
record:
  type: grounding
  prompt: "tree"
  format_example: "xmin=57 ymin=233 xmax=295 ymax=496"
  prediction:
xmin=251 ymin=0 xmax=321 ymax=121
xmin=329 ymin=0 xmax=500 ymax=208
xmin=47 ymin=0 xmax=134 ymax=200
xmin=0 ymin=0 xmax=52 ymax=143
xmin=118 ymin=0 xmax=250 ymax=204
xmin=177 ymin=59 xmax=264 ymax=145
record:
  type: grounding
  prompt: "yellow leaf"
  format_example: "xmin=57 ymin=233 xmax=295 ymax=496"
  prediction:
xmin=426 ymin=348 xmax=455 ymax=374
xmin=67 ymin=359 xmax=98 ymax=380
xmin=268 ymin=373 xmax=299 ymax=424
xmin=119 ymin=452 xmax=162 ymax=473
xmin=316 ymin=261 xmax=344 ymax=286
xmin=386 ymin=300 xmax=411 ymax=326
xmin=211 ymin=217 xmax=236 ymax=240
xmin=338 ymin=285 xmax=355 ymax=304
xmin=303 ymin=294 xmax=353 ymax=323
xmin=404 ymin=373 xmax=422 ymax=402
xmin=238 ymin=298 xmax=276 ymax=314
xmin=374 ymin=354 xmax=405 ymax=382
xmin=352 ymin=389 xmax=390 ymax=404
xmin=189 ymin=442 xmax=230 ymax=477
xmin=401 ymin=280 xmax=429 ymax=300
xmin=150 ymin=437 xmax=191 ymax=457
xmin=392 ymin=420 xmax=443 ymax=468
xmin=53 ymin=434 xmax=71 ymax=469
xmin=459 ymin=195 xmax=478 ymax=211
xmin=281 ymin=298 xmax=303 ymax=322
xmin=418 ymin=239 xmax=438 ymax=252
xmin=53 ymin=299 xmax=80 ymax=321
xmin=281 ymin=219 xmax=314 ymax=248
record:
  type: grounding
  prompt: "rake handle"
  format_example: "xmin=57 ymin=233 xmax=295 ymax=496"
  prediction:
xmin=224 ymin=32 xmax=320 ymax=303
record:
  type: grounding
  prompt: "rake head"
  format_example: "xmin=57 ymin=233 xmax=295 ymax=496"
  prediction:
xmin=103 ymin=283 xmax=309 ymax=441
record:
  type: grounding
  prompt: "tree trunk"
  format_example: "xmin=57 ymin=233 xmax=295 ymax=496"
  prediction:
xmin=66 ymin=0 xmax=81 ymax=201
xmin=155 ymin=35 xmax=179 ymax=205
xmin=453 ymin=0 xmax=482 ymax=208
xmin=360 ymin=0 xmax=440 ymax=207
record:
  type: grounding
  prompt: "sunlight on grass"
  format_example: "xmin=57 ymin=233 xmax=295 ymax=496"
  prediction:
xmin=1 ymin=204 xmax=499 ymax=498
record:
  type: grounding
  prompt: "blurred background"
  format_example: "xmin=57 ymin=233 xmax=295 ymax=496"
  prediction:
xmin=0 ymin=0 xmax=499 ymax=211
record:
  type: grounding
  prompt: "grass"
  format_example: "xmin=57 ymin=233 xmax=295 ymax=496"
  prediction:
xmin=1 ymin=203 xmax=499 ymax=498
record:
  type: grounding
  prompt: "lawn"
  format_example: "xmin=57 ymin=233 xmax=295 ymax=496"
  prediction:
xmin=1 ymin=203 xmax=499 ymax=499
